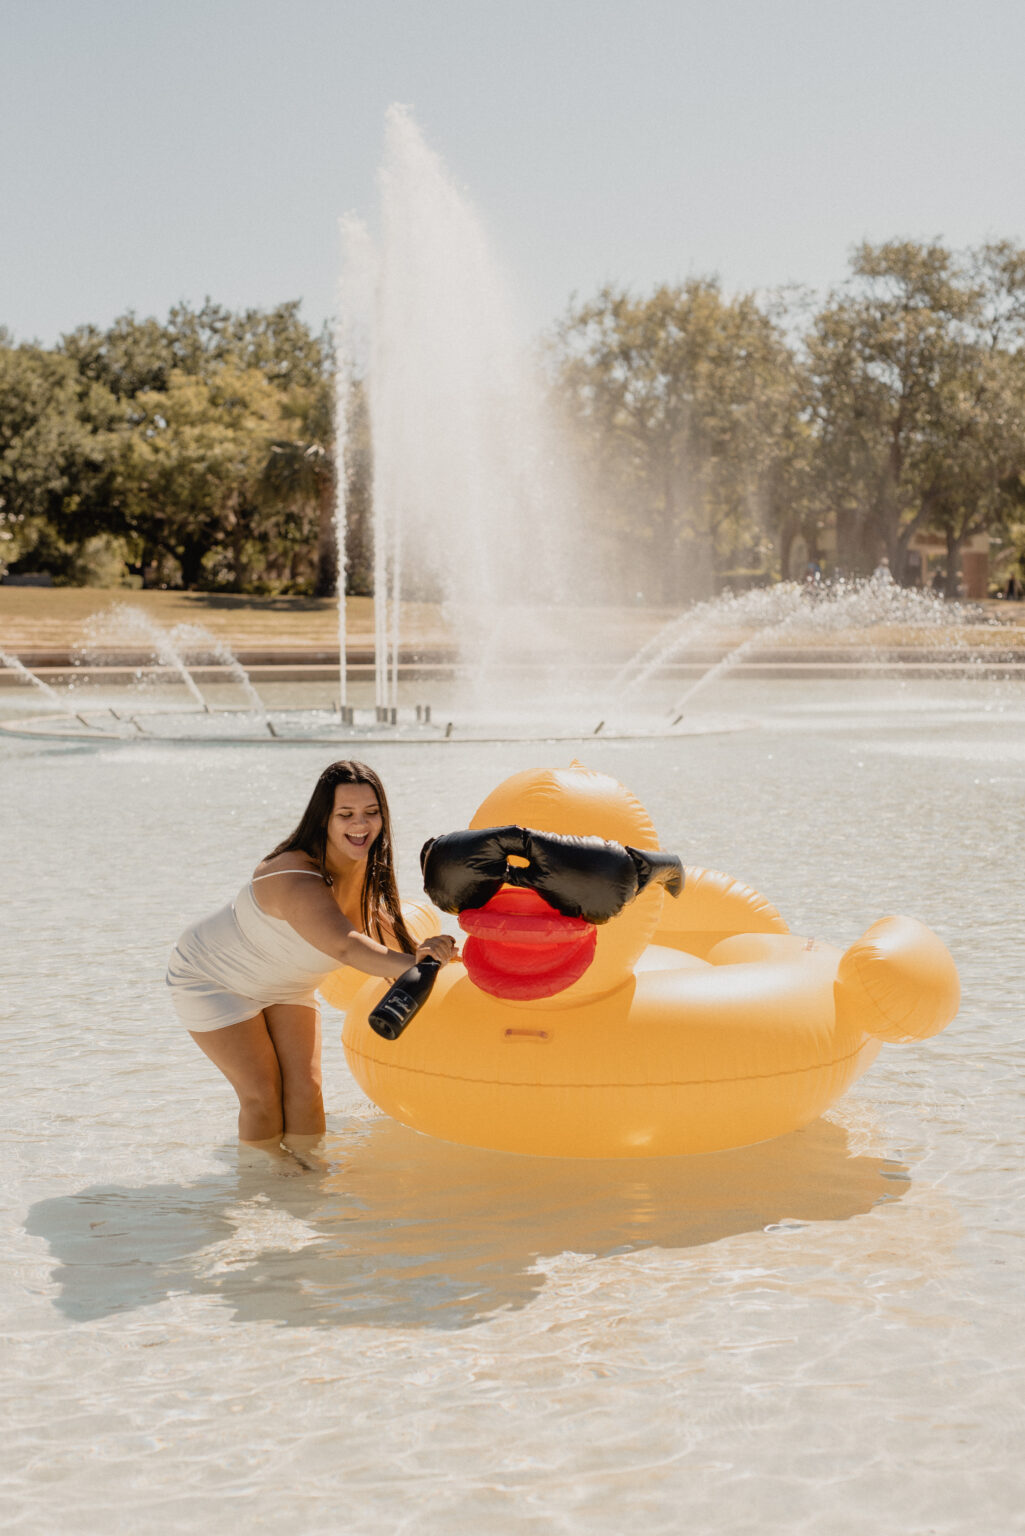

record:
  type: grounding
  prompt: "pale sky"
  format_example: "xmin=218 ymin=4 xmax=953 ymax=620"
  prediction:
xmin=3 ymin=0 xmax=1024 ymax=346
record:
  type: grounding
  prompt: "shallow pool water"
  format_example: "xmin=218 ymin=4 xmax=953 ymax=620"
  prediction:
xmin=3 ymin=677 xmax=1023 ymax=1534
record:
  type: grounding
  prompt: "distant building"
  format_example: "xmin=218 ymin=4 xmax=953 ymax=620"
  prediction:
xmin=907 ymin=529 xmax=989 ymax=599
xmin=786 ymin=524 xmax=989 ymax=597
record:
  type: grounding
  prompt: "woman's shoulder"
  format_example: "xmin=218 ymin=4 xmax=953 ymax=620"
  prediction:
xmin=252 ymin=852 xmax=326 ymax=881
xmin=250 ymin=853 xmax=333 ymax=918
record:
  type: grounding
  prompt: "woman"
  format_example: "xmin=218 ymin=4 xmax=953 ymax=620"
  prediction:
xmin=167 ymin=760 xmax=456 ymax=1147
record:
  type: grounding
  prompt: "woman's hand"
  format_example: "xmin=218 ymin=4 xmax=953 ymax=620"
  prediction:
xmin=415 ymin=935 xmax=459 ymax=966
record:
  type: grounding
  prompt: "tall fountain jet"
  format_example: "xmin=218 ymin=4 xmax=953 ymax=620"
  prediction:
xmin=335 ymin=106 xmax=576 ymax=714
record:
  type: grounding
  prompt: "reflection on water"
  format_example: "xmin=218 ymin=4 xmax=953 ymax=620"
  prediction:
xmin=27 ymin=1118 xmax=907 ymax=1331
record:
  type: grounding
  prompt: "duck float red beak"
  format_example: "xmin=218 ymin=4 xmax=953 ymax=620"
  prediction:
xmin=420 ymin=825 xmax=683 ymax=1000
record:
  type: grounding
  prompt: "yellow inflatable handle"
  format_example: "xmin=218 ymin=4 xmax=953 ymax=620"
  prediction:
xmin=653 ymin=864 xmax=789 ymax=957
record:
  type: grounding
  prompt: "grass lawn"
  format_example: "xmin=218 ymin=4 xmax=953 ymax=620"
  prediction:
xmin=0 ymin=589 xmax=436 ymax=650
xmin=0 ymin=587 xmax=678 ymax=654
xmin=2 ymin=585 xmax=1024 ymax=653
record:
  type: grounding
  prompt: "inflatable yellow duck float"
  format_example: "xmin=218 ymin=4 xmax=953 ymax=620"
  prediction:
xmin=322 ymin=763 xmax=959 ymax=1158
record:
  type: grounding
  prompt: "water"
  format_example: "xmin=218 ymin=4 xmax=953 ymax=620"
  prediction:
xmin=164 ymin=623 xmax=267 ymax=719
xmin=3 ymin=675 xmax=1023 ymax=1533
xmin=4 ymin=577 xmax=1013 ymax=749
xmin=331 ymin=107 xmax=1001 ymax=732
xmin=338 ymin=108 xmax=579 ymax=713
xmin=0 ymin=648 xmax=72 ymax=712
xmin=2 ymin=606 xmax=275 ymax=741
xmin=76 ymin=603 xmax=214 ymax=711
xmin=615 ymin=578 xmax=984 ymax=707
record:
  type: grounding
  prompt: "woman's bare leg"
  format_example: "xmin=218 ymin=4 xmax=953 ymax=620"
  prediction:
xmin=263 ymin=1004 xmax=325 ymax=1139
xmin=189 ymin=1014 xmax=284 ymax=1143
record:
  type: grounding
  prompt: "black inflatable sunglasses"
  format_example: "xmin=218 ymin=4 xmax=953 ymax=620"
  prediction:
xmin=420 ymin=824 xmax=683 ymax=925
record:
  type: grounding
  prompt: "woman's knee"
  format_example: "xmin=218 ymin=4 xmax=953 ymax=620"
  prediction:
xmin=237 ymin=1088 xmax=284 ymax=1142
xmin=238 ymin=1076 xmax=284 ymax=1123
xmin=281 ymin=1071 xmax=324 ymax=1117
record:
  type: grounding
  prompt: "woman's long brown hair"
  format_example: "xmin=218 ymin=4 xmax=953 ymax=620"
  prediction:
xmin=267 ymin=760 xmax=415 ymax=955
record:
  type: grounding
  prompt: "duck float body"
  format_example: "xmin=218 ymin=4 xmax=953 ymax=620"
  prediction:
xmin=322 ymin=764 xmax=959 ymax=1158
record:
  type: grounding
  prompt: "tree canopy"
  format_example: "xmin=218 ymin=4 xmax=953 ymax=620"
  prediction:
xmin=554 ymin=279 xmax=801 ymax=600
xmin=3 ymin=247 xmax=1025 ymax=598
xmin=805 ymin=240 xmax=1025 ymax=590
xmin=553 ymin=241 xmax=1025 ymax=598
xmin=0 ymin=301 xmax=373 ymax=593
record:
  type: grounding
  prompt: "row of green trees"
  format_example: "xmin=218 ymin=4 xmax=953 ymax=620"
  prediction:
xmin=0 ymin=300 xmax=372 ymax=594
xmin=555 ymin=240 xmax=1025 ymax=600
xmin=4 ymin=240 xmax=1025 ymax=599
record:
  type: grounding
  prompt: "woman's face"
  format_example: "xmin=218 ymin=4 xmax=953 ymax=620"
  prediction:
xmin=325 ymin=783 xmax=384 ymax=866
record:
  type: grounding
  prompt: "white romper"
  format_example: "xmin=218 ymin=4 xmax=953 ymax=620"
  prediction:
xmin=166 ymin=872 xmax=341 ymax=1032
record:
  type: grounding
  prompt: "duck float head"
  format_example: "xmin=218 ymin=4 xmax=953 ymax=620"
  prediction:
xmin=325 ymin=763 xmax=960 ymax=1158
xmin=422 ymin=762 xmax=682 ymax=1006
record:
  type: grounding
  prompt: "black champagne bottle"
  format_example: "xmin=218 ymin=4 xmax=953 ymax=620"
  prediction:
xmin=368 ymin=956 xmax=441 ymax=1040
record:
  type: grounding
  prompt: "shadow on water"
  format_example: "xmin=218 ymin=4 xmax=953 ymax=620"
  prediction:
xmin=25 ymin=1116 xmax=909 ymax=1332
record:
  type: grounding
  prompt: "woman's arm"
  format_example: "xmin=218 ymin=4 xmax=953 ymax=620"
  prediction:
xmin=254 ymin=869 xmax=455 ymax=977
